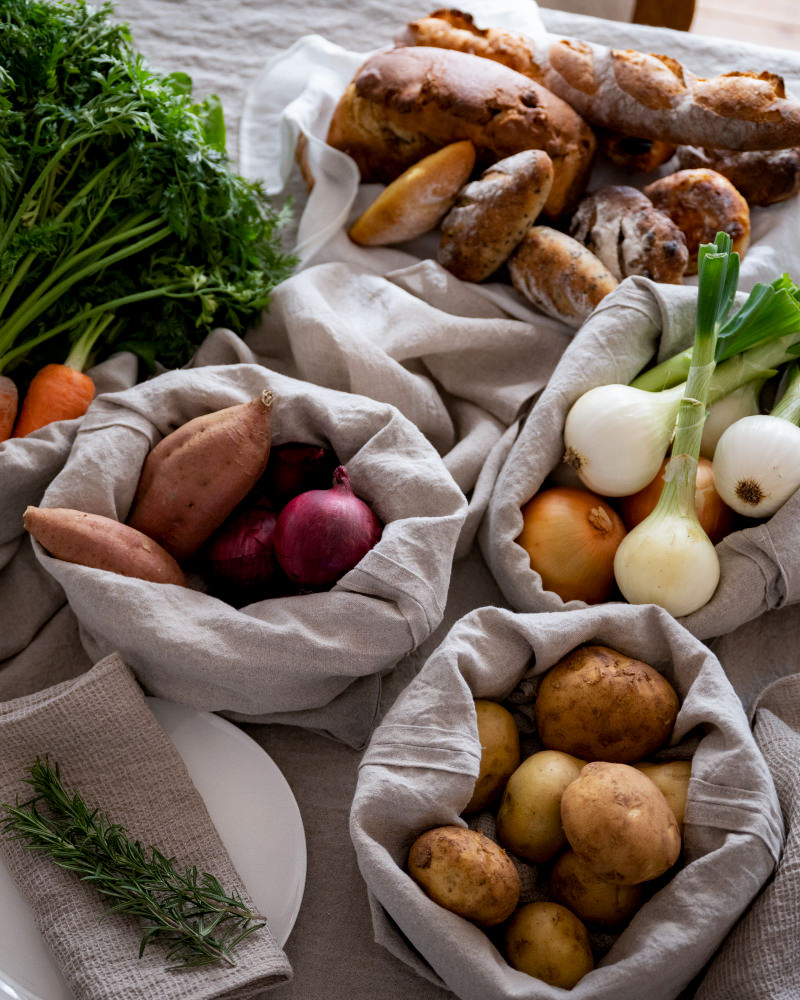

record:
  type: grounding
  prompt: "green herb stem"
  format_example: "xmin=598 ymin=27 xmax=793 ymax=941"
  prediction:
xmin=771 ymin=363 xmax=800 ymax=424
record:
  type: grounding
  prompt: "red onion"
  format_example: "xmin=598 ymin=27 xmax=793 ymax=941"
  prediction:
xmin=274 ymin=465 xmax=382 ymax=588
xmin=263 ymin=442 xmax=338 ymax=508
xmin=206 ymin=495 xmax=279 ymax=590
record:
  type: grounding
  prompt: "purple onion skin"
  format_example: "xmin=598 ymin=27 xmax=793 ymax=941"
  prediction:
xmin=263 ymin=442 xmax=339 ymax=508
xmin=204 ymin=496 xmax=285 ymax=604
xmin=273 ymin=466 xmax=383 ymax=588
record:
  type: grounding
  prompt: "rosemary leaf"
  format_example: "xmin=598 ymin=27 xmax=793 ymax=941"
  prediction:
xmin=1 ymin=757 xmax=265 ymax=970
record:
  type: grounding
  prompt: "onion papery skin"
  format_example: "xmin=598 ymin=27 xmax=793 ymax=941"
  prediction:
xmin=516 ymin=486 xmax=627 ymax=604
xmin=274 ymin=466 xmax=383 ymax=588
xmin=613 ymin=513 xmax=720 ymax=618
xmin=563 ymin=383 xmax=685 ymax=497
xmin=263 ymin=442 xmax=339 ymax=507
xmin=205 ymin=496 xmax=281 ymax=601
xmin=712 ymin=414 xmax=800 ymax=517
xmin=618 ymin=457 xmax=735 ymax=544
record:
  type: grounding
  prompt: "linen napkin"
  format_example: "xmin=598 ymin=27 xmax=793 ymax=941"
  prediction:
xmin=479 ymin=275 xmax=800 ymax=642
xmin=350 ymin=602 xmax=783 ymax=1000
xmin=0 ymin=651 xmax=292 ymax=1000
xmin=693 ymin=671 xmax=800 ymax=999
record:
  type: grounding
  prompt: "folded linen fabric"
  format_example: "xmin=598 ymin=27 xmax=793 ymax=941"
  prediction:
xmin=0 ymin=652 xmax=292 ymax=1000
xmin=27 ymin=356 xmax=467 ymax=748
xmin=693 ymin=671 xmax=800 ymax=999
xmin=479 ymin=276 xmax=800 ymax=641
xmin=350 ymin=602 xmax=783 ymax=1000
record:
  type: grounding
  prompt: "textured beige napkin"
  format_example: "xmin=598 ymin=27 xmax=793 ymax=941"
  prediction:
xmin=0 ymin=651 xmax=292 ymax=1000
xmin=693 ymin=671 xmax=800 ymax=999
xmin=480 ymin=276 xmax=800 ymax=641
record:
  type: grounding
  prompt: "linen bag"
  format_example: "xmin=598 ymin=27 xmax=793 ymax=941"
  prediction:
xmin=479 ymin=276 xmax=800 ymax=641
xmin=24 ymin=360 xmax=467 ymax=748
xmin=350 ymin=602 xmax=783 ymax=1000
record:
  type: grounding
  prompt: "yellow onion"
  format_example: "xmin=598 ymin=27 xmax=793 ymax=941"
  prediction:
xmin=516 ymin=486 xmax=627 ymax=604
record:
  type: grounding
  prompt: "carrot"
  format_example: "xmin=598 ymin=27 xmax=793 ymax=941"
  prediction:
xmin=0 ymin=374 xmax=18 ymax=442
xmin=13 ymin=363 xmax=95 ymax=437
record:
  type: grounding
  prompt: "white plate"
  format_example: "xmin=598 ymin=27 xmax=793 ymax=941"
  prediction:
xmin=0 ymin=698 xmax=306 ymax=1000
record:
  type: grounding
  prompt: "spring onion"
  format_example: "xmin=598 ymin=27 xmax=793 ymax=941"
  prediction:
xmin=612 ymin=233 xmax=734 ymax=617
xmin=712 ymin=363 xmax=800 ymax=518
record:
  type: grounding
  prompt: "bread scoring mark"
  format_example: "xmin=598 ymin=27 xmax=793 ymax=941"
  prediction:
xmin=549 ymin=38 xmax=597 ymax=96
xmin=610 ymin=50 xmax=686 ymax=111
xmin=692 ymin=71 xmax=786 ymax=122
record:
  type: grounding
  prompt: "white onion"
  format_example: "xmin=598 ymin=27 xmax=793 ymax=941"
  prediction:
xmin=563 ymin=383 xmax=685 ymax=497
xmin=712 ymin=414 xmax=800 ymax=517
xmin=700 ymin=381 xmax=764 ymax=459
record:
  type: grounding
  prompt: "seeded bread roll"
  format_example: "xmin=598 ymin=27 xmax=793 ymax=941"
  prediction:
xmin=401 ymin=10 xmax=800 ymax=151
xmin=643 ymin=168 xmax=750 ymax=274
xmin=438 ymin=149 xmax=553 ymax=282
xmin=348 ymin=140 xmax=476 ymax=246
xmin=570 ymin=185 xmax=688 ymax=284
xmin=675 ymin=145 xmax=800 ymax=206
xmin=509 ymin=226 xmax=619 ymax=328
xmin=326 ymin=45 xmax=596 ymax=219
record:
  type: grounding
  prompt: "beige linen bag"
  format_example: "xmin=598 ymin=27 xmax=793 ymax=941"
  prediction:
xmin=24 ymin=360 xmax=467 ymax=747
xmin=479 ymin=277 xmax=800 ymax=641
xmin=350 ymin=602 xmax=783 ymax=1000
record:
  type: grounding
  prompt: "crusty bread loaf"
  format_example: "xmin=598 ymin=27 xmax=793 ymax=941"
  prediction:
xmin=438 ymin=149 xmax=553 ymax=282
xmin=325 ymin=45 xmax=596 ymax=219
xmin=676 ymin=145 xmax=800 ymax=207
xmin=400 ymin=10 xmax=800 ymax=151
xmin=643 ymin=168 xmax=750 ymax=274
xmin=509 ymin=226 xmax=619 ymax=327
xmin=595 ymin=128 xmax=676 ymax=174
xmin=570 ymin=185 xmax=688 ymax=284
xmin=348 ymin=140 xmax=476 ymax=246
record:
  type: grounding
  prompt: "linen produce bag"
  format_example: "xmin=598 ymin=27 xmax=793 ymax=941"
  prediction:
xmin=25 ymin=361 xmax=468 ymax=748
xmin=479 ymin=276 xmax=800 ymax=641
xmin=350 ymin=602 xmax=783 ymax=1000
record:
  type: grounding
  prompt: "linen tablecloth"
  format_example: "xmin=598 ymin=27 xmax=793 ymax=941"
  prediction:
xmin=5 ymin=0 xmax=800 ymax=997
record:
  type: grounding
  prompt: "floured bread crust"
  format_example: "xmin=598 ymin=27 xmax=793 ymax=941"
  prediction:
xmin=326 ymin=45 xmax=596 ymax=219
xmin=676 ymin=146 xmax=800 ymax=207
xmin=570 ymin=185 xmax=688 ymax=284
xmin=402 ymin=9 xmax=800 ymax=150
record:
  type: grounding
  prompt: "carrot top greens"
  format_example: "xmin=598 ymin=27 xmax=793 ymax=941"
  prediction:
xmin=0 ymin=0 xmax=296 ymax=385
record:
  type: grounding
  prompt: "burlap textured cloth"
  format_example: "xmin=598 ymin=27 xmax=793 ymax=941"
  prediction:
xmin=0 ymin=652 xmax=292 ymax=1000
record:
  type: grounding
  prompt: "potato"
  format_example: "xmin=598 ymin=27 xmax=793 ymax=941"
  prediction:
xmin=407 ymin=825 xmax=520 ymax=926
xmin=127 ymin=389 xmax=275 ymax=561
xmin=634 ymin=760 xmax=692 ymax=828
xmin=561 ymin=761 xmax=682 ymax=885
xmin=549 ymin=849 xmax=644 ymax=927
xmin=535 ymin=644 xmax=680 ymax=764
xmin=465 ymin=700 xmax=521 ymax=813
xmin=504 ymin=901 xmax=594 ymax=988
xmin=495 ymin=750 xmax=585 ymax=863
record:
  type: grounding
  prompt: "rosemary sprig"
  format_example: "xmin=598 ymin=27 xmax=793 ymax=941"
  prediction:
xmin=1 ymin=757 xmax=265 ymax=969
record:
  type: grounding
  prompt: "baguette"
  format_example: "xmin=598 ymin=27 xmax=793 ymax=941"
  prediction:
xmin=400 ymin=9 xmax=800 ymax=151
xmin=326 ymin=45 xmax=596 ymax=219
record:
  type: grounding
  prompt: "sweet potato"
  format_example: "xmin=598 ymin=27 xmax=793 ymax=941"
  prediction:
xmin=127 ymin=389 xmax=275 ymax=562
xmin=24 ymin=506 xmax=186 ymax=586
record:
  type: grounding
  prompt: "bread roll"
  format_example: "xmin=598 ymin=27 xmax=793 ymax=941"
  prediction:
xmin=596 ymin=128 xmax=676 ymax=173
xmin=509 ymin=226 xmax=619 ymax=327
xmin=643 ymin=168 xmax=750 ymax=274
xmin=570 ymin=185 xmax=688 ymax=284
xmin=348 ymin=140 xmax=476 ymax=246
xmin=401 ymin=10 xmax=800 ymax=151
xmin=326 ymin=45 xmax=596 ymax=219
xmin=438 ymin=149 xmax=553 ymax=282
xmin=676 ymin=145 xmax=800 ymax=206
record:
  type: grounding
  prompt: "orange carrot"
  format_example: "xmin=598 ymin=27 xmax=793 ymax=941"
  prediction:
xmin=0 ymin=374 xmax=18 ymax=442
xmin=13 ymin=363 xmax=95 ymax=437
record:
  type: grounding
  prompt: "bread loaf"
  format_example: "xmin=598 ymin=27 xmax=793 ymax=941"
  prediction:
xmin=570 ymin=185 xmax=688 ymax=284
xmin=400 ymin=10 xmax=800 ymax=151
xmin=595 ymin=128 xmax=676 ymax=174
xmin=438 ymin=149 xmax=553 ymax=282
xmin=326 ymin=45 xmax=596 ymax=219
xmin=348 ymin=140 xmax=476 ymax=245
xmin=509 ymin=226 xmax=619 ymax=327
xmin=643 ymin=168 xmax=750 ymax=274
xmin=676 ymin=145 xmax=800 ymax=206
